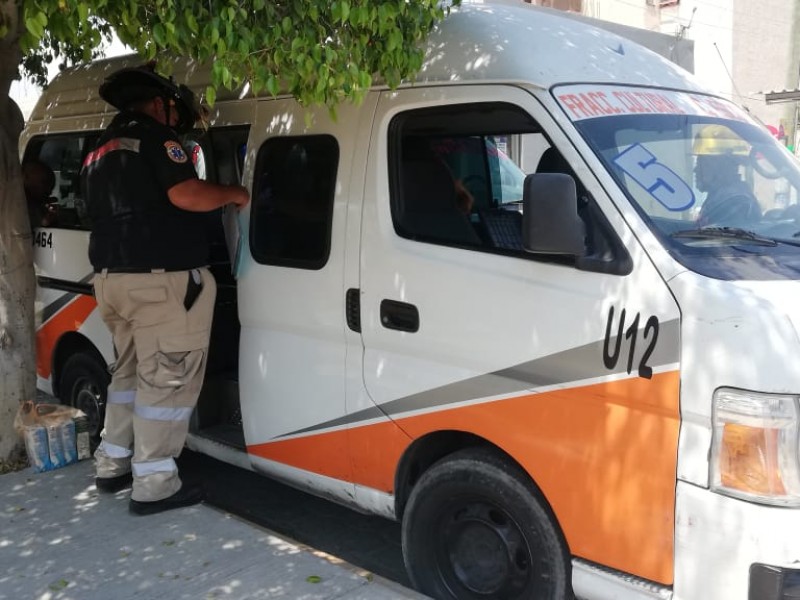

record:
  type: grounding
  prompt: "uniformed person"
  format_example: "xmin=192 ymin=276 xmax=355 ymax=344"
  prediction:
xmin=82 ymin=63 xmax=249 ymax=515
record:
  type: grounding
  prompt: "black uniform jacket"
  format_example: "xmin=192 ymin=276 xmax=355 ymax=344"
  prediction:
xmin=83 ymin=112 xmax=206 ymax=272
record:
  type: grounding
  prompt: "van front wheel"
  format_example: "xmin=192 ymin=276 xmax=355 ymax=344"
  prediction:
xmin=59 ymin=353 xmax=109 ymax=451
xmin=401 ymin=448 xmax=571 ymax=600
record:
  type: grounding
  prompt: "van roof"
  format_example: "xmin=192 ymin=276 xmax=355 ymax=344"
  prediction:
xmin=29 ymin=1 xmax=703 ymax=123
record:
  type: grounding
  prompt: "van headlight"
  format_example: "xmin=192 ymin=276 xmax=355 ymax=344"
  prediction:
xmin=711 ymin=388 xmax=800 ymax=506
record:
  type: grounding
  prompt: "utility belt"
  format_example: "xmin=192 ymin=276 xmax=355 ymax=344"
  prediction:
xmin=96 ymin=267 xmax=205 ymax=311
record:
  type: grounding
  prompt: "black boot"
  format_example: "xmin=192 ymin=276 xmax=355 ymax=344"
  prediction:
xmin=96 ymin=472 xmax=133 ymax=493
xmin=129 ymin=483 xmax=204 ymax=516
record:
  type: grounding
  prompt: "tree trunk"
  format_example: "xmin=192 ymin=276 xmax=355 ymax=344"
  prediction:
xmin=0 ymin=0 xmax=34 ymax=462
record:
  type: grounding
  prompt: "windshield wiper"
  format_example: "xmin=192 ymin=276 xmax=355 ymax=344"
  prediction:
xmin=671 ymin=227 xmax=778 ymax=246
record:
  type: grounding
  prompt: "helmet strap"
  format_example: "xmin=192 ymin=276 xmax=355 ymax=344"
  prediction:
xmin=161 ymin=94 xmax=174 ymax=130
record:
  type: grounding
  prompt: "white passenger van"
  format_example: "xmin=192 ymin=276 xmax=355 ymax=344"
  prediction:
xmin=21 ymin=3 xmax=800 ymax=599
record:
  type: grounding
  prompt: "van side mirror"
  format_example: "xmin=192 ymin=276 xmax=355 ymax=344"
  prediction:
xmin=522 ymin=173 xmax=585 ymax=257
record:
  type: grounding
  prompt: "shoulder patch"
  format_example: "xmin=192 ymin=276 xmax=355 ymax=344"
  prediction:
xmin=164 ymin=141 xmax=188 ymax=163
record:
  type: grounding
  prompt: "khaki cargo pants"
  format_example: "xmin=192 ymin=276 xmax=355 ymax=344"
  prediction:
xmin=93 ymin=268 xmax=216 ymax=502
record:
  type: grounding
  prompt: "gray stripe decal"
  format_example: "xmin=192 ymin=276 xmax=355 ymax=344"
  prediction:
xmin=282 ymin=406 xmax=387 ymax=437
xmin=40 ymin=273 xmax=94 ymax=324
xmin=280 ymin=318 xmax=680 ymax=439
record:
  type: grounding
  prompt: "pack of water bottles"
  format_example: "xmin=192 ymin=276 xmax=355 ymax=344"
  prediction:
xmin=14 ymin=401 xmax=91 ymax=473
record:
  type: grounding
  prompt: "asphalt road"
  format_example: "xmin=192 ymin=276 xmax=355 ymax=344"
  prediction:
xmin=176 ymin=449 xmax=410 ymax=587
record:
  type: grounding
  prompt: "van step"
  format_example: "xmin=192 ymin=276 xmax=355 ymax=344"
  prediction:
xmin=186 ymin=431 xmax=252 ymax=472
xmin=572 ymin=558 xmax=672 ymax=600
xmin=195 ymin=423 xmax=245 ymax=450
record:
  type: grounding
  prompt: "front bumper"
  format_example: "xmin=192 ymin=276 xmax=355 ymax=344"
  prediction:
xmin=675 ymin=481 xmax=800 ymax=600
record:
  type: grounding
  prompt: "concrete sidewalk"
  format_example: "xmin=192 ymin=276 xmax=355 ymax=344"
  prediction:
xmin=0 ymin=459 xmax=426 ymax=599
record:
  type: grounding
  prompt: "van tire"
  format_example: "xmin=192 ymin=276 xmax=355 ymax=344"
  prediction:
xmin=59 ymin=353 xmax=109 ymax=451
xmin=402 ymin=447 xmax=571 ymax=600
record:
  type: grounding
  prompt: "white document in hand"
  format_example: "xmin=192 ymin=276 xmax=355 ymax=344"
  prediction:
xmin=222 ymin=204 xmax=243 ymax=277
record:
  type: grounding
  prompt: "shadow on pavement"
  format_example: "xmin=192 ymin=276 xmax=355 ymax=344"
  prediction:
xmin=177 ymin=449 xmax=410 ymax=587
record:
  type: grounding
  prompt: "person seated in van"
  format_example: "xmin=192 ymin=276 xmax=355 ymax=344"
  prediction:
xmin=693 ymin=124 xmax=761 ymax=227
xmin=453 ymin=178 xmax=475 ymax=215
xmin=428 ymin=139 xmax=476 ymax=216
xmin=22 ymin=159 xmax=58 ymax=230
xmin=400 ymin=139 xmax=482 ymax=246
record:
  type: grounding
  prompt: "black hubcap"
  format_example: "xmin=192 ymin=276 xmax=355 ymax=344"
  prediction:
xmin=71 ymin=376 xmax=104 ymax=439
xmin=437 ymin=501 xmax=533 ymax=598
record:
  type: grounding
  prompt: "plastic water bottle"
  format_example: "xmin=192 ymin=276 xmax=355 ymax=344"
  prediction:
xmin=23 ymin=426 xmax=52 ymax=473
xmin=46 ymin=425 xmax=65 ymax=469
xmin=60 ymin=420 xmax=78 ymax=465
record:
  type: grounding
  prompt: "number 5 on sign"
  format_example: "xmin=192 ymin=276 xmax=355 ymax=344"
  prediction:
xmin=613 ymin=144 xmax=695 ymax=212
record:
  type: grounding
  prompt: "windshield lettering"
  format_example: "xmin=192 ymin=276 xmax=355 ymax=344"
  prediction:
xmin=557 ymin=85 xmax=750 ymax=122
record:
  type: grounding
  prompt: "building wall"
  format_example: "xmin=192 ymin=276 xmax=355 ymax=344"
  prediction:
xmin=675 ymin=1 xmax=734 ymax=100
xmin=731 ymin=0 xmax=799 ymax=141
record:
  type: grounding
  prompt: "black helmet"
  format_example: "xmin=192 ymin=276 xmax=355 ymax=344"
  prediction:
xmin=99 ymin=62 xmax=200 ymax=134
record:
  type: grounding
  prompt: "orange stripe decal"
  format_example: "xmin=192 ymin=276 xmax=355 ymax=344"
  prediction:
xmin=247 ymin=419 xmax=411 ymax=491
xmin=249 ymin=370 xmax=679 ymax=584
xmin=36 ymin=294 xmax=98 ymax=379
xmin=395 ymin=371 xmax=680 ymax=584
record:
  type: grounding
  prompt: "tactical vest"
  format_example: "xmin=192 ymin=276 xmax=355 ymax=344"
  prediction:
xmin=83 ymin=112 xmax=207 ymax=272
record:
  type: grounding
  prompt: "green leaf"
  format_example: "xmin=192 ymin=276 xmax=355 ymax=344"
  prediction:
xmin=48 ymin=579 xmax=69 ymax=592
xmin=77 ymin=3 xmax=89 ymax=23
xmin=153 ymin=23 xmax=166 ymax=46
xmin=25 ymin=15 xmax=45 ymax=39
xmin=306 ymin=575 xmax=322 ymax=584
xmin=185 ymin=10 xmax=198 ymax=34
xmin=205 ymin=85 xmax=216 ymax=106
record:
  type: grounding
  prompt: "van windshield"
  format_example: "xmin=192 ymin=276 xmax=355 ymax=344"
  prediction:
xmin=555 ymin=84 xmax=800 ymax=280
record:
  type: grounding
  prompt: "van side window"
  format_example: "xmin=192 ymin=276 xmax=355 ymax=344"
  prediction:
xmin=249 ymin=135 xmax=339 ymax=270
xmin=389 ymin=103 xmax=625 ymax=271
xmin=24 ymin=134 xmax=98 ymax=230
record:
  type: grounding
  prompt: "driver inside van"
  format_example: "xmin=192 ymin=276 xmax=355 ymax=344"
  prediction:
xmin=693 ymin=124 xmax=761 ymax=227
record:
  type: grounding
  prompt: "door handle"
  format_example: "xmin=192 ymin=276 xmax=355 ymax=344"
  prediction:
xmin=380 ymin=300 xmax=419 ymax=333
